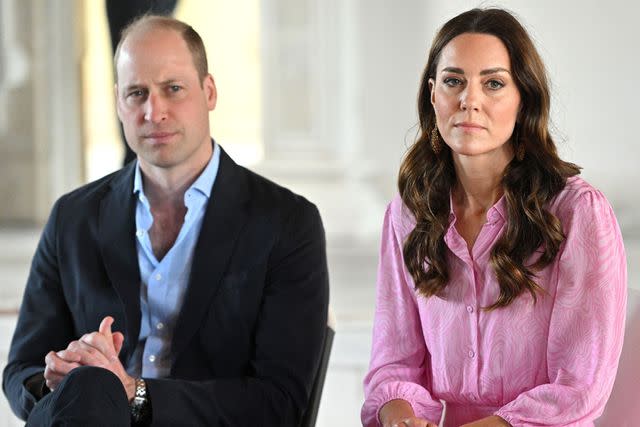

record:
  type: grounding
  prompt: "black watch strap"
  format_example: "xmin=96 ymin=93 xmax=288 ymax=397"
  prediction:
xmin=130 ymin=377 xmax=150 ymax=425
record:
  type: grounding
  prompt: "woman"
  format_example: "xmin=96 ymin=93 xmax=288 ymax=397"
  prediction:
xmin=361 ymin=8 xmax=626 ymax=427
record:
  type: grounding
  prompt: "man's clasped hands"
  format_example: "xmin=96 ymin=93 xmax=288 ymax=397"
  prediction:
xmin=43 ymin=316 xmax=136 ymax=400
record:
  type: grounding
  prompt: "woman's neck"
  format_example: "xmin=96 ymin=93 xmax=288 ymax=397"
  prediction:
xmin=451 ymin=149 xmax=511 ymax=215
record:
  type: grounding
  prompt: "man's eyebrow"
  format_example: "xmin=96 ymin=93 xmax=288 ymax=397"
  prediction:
xmin=122 ymin=84 xmax=146 ymax=92
xmin=158 ymin=79 xmax=182 ymax=86
xmin=440 ymin=67 xmax=511 ymax=75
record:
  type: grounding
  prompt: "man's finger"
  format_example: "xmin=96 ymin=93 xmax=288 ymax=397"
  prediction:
xmin=97 ymin=316 xmax=121 ymax=361
xmin=113 ymin=332 xmax=125 ymax=356
xmin=44 ymin=351 xmax=80 ymax=378
xmin=56 ymin=349 xmax=82 ymax=363
xmin=99 ymin=316 xmax=114 ymax=341
xmin=80 ymin=331 xmax=117 ymax=360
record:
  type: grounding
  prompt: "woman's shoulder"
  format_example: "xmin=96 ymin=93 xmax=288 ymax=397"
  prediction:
xmin=549 ymin=175 xmax=612 ymax=219
xmin=388 ymin=193 xmax=417 ymax=238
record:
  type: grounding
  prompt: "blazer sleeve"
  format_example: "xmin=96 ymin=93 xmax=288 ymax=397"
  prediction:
xmin=495 ymin=190 xmax=627 ymax=426
xmin=144 ymin=199 xmax=330 ymax=426
xmin=2 ymin=199 xmax=77 ymax=420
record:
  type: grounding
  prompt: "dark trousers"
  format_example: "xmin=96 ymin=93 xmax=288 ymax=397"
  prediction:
xmin=26 ymin=366 xmax=130 ymax=427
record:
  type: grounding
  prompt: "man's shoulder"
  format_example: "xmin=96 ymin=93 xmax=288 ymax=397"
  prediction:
xmin=54 ymin=164 xmax=133 ymax=212
xmin=231 ymin=161 xmax=319 ymax=218
xmin=218 ymin=159 xmax=325 ymax=249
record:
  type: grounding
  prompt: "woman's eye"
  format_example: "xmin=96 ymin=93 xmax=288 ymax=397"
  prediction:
xmin=443 ymin=77 xmax=462 ymax=87
xmin=486 ymin=80 xmax=504 ymax=90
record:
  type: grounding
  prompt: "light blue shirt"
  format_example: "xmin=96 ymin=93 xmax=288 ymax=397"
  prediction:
xmin=127 ymin=143 xmax=220 ymax=378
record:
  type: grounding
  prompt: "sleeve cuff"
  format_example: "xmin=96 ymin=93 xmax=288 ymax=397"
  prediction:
xmin=494 ymin=410 xmax=516 ymax=426
xmin=24 ymin=372 xmax=50 ymax=401
xmin=362 ymin=380 xmax=443 ymax=427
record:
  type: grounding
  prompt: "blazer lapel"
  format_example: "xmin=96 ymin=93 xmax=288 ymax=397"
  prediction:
xmin=97 ymin=163 xmax=142 ymax=363
xmin=171 ymin=147 xmax=250 ymax=359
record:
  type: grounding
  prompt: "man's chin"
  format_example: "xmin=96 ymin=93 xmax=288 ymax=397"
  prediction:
xmin=137 ymin=152 xmax=181 ymax=170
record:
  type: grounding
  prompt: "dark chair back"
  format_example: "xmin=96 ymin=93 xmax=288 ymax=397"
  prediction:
xmin=300 ymin=324 xmax=335 ymax=427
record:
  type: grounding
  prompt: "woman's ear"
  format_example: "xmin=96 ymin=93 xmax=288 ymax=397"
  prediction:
xmin=428 ymin=78 xmax=436 ymax=105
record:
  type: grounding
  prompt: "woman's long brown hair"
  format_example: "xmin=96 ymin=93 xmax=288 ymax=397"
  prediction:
xmin=399 ymin=8 xmax=580 ymax=309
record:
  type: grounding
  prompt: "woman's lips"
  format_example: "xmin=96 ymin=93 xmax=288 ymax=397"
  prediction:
xmin=454 ymin=122 xmax=485 ymax=131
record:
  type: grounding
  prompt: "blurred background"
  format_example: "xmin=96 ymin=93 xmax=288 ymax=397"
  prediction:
xmin=0 ymin=0 xmax=638 ymax=425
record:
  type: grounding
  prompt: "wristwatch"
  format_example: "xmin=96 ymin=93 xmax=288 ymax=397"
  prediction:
xmin=130 ymin=377 xmax=150 ymax=424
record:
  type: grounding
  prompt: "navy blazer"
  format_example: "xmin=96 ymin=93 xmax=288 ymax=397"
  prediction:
xmin=3 ymin=147 xmax=329 ymax=426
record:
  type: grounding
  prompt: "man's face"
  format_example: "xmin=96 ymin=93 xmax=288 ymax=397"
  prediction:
xmin=115 ymin=28 xmax=216 ymax=172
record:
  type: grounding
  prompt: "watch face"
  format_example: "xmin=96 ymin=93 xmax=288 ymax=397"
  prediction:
xmin=135 ymin=378 xmax=147 ymax=398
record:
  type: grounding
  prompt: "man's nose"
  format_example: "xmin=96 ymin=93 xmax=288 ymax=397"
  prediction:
xmin=143 ymin=93 xmax=168 ymax=123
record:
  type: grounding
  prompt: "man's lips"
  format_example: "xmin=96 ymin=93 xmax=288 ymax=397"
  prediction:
xmin=141 ymin=131 xmax=178 ymax=141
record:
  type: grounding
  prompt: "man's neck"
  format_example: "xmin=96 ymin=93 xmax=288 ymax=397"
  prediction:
xmin=139 ymin=144 xmax=213 ymax=210
xmin=138 ymin=142 xmax=213 ymax=261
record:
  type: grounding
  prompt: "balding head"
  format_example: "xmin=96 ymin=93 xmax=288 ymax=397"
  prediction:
xmin=114 ymin=15 xmax=209 ymax=84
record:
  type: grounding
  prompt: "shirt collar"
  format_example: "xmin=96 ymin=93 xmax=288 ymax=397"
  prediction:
xmin=448 ymin=190 xmax=508 ymax=224
xmin=133 ymin=140 xmax=220 ymax=200
xmin=488 ymin=194 xmax=507 ymax=223
xmin=189 ymin=141 xmax=220 ymax=198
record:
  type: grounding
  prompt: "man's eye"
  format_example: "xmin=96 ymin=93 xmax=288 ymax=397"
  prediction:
xmin=128 ymin=90 xmax=145 ymax=98
xmin=486 ymin=80 xmax=505 ymax=90
xmin=169 ymin=85 xmax=182 ymax=92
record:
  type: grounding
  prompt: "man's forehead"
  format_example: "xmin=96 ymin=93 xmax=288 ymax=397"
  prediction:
xmin=121 ymin=26 xmax=184 ymax=54
xmin=117 ymin=28 xmax=191 ymax=72
xmin=116 ymin=62 xmax=193 ymax=88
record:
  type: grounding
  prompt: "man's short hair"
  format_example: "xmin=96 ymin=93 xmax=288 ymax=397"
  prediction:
xmin=114 ymin=15 xmax=209 ymax=83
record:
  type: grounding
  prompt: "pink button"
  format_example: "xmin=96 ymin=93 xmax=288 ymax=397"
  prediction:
xmin=468 ymin=350 xmax=475 ymax=358
xmin=466 ymin=306 xmax=474 ymax=313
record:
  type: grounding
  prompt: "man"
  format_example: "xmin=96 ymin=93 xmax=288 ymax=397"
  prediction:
xmin=3 ymin=15 xmax=329 ymax=426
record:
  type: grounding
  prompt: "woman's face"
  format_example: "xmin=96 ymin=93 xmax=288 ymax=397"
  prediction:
xmin=429 ymin=33 xmax=521 ymax=160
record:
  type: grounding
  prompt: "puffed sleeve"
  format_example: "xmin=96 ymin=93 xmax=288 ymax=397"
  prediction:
xmin=361 ymin=203 xmax=443 ymax=426
xmin=495 ymin=190 xmax=627 ymax=426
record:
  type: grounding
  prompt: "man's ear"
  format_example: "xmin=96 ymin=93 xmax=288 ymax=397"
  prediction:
xmin=114 ymin=84 xmax=123 ymax=121
xmin=204 ymin=74 xmax=217 ymax=111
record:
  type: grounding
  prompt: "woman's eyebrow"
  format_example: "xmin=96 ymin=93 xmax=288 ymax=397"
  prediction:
xmin=440 ymin=66 xmax=511 ymax=75
xmin=480 ymin=67 xmax=511 ymax=75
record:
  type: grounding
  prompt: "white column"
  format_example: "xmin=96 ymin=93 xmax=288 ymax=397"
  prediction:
xmin=32 ymin=0 xmax=84 ymax=222
xmin=0 ymin=0 xmax=37 ymax=223
xmin=0 ymin=0 xmax=29 ymax=137
xmin=257 ymin=0 xmax=430 ymax=241
xmin=0 ymin=0 xmax=84 ymax=224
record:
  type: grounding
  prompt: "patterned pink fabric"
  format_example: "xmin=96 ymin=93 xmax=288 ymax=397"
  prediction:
xmin=362 ymin=177 xmax=627 ymax=427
